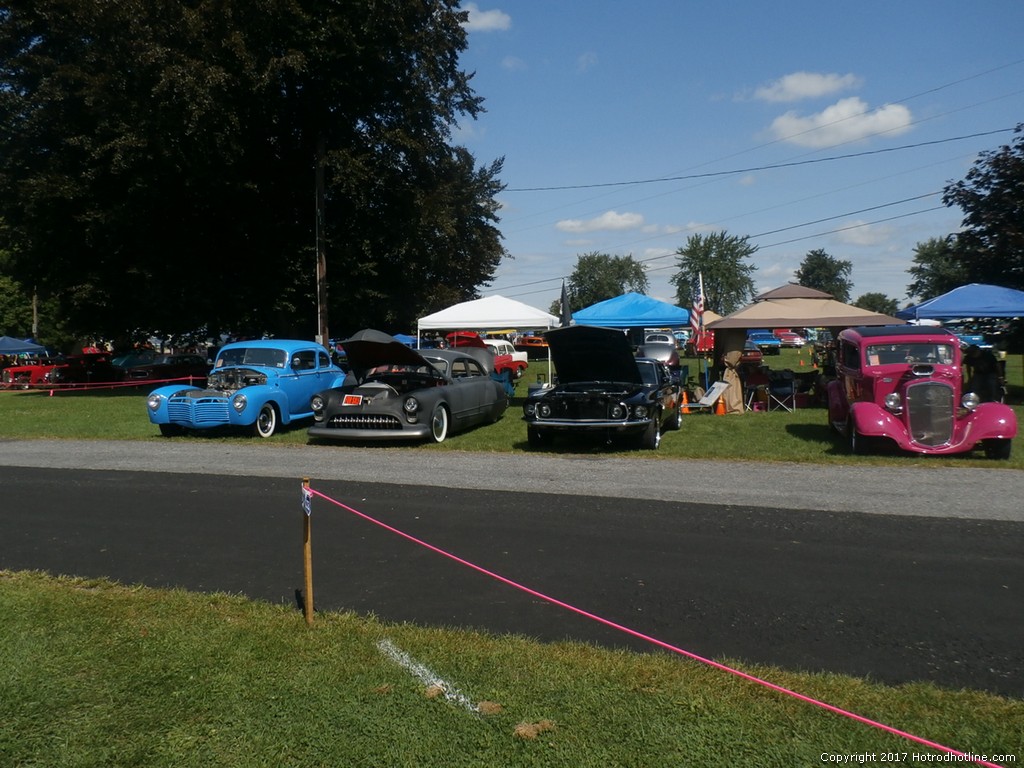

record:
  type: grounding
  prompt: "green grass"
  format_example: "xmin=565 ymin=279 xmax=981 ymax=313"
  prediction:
xmin=2 ymin=571 xmax=1021 ymax=767
xmin=2 ymin=346 xmax=1021 ymax=469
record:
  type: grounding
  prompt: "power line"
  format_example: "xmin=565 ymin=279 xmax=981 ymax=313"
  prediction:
xmin=504 ymin=129 xmax=1013 ymax=192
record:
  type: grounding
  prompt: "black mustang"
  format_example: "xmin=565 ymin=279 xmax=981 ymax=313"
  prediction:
xmin=522 ymin=325 xmax=682 ymax=450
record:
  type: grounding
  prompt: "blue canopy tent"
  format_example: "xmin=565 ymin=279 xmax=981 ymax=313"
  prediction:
xmin=0 ymin=336 xmax=46 ymax=355
xmin=571 ymin=292 xmax=691 ymax=327
xmin=897 ymin=283 xmax=1024 ymax=320
xmin=897 ymin=283 xmax=1024 ymax=396
xmin=571 ymin=293 xmax=703 ymax=385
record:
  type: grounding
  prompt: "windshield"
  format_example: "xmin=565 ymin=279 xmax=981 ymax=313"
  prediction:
xmin=637 ymin=361 xmax=660 ymax=386
xmin=865 ymin=343 xmax=955 ymax=366
xmin=216 ymin=347 xmax=287 ymax=369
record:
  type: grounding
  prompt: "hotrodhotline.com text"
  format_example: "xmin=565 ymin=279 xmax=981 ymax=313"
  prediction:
xmin=821 ymin=753 xmax=1017 ymax=764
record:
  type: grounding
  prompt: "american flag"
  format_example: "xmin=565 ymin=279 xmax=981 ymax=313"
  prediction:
xmin=690 ymin=272 xmax=704 ymax=339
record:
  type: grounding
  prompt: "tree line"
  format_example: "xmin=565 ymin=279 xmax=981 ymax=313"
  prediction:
xmin=0 ymin=0 xmax=504 ymax=350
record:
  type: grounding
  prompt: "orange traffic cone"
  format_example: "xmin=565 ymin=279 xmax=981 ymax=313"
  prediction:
xmin=715 ymin=397 xmax=726 ymax=415
xmin=681 ymin=390 xmax=690 ymax=414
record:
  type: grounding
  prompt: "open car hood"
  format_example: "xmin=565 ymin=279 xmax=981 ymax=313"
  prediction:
xmin=341 ymin=329 xmax=435 ymax=380
xmin=545 ymin=325 xmax=642 ymax=385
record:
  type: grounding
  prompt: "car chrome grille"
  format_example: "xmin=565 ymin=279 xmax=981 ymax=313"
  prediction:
xmin=905 ymin=381 xmax=954 ymax=446
xmin=327 ymin=414 xmax=402 ymax=430
xmin=168 ymin=396 xmax=230 ymax=425
xmin=548 ymin=397 xmax=622 ymax=421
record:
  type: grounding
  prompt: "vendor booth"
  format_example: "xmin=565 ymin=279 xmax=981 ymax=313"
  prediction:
xmin=417 ymin=295 xmax=559 ymax=380
xmin=571 ymin=292 xmax=691 ymax=329
xmin=707 ymin=289 xmax=905 ymax=413
xmin=896 ymin=283 xmax=1024 ymax=321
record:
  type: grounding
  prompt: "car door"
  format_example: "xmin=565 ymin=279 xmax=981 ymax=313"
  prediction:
xmin=287 ymin=349 xmax=333 ymax=416
xmin=447 ymin=355 xmax=489 ymax=424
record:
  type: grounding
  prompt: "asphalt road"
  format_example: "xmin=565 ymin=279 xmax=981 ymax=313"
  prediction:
xmin=1 ymin=439 xmax=1022 ymax=697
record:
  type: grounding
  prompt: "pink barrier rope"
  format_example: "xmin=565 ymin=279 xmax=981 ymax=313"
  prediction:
xmin=308 ymin=485 xmax=1006 ymax=767
xmin=9 ymin=375 xmax=207 ymax=394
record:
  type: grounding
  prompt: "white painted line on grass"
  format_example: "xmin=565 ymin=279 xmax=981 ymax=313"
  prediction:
xmin=376 ymin=638 xmax=479 ymax=715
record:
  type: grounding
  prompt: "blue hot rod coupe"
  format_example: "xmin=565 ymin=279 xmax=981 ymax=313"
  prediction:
xmin=146 ymin=339 xmax=346 ymax=437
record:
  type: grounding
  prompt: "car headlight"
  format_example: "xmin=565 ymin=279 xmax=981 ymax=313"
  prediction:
xmin=883 ymin=393 xmax=901 ymax=412
xmin=310 ymin=395 xmax=324 ymax=412
xmin=146 ymin=394 xmax=163 ymax=411
xmin=404 ymin=397 xmax=419 ymax=414
xmin=634 ymin=405 xmax=648 ymax=419
xmin=538 ymin=403 xmax=552 ymax=418
xmin=232 ymin=393 xmax=248 ymax=413
xmin=961 ymin=392 xmax=980 ymax=410
xmin=523 ymin=402 xmax=536 ymax=417
xmin=610 ymin=404 xmax=625 ymax=419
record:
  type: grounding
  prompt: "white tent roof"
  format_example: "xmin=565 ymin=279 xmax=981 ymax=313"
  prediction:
xmin=417 ymin=295 xmax=558 ymax=332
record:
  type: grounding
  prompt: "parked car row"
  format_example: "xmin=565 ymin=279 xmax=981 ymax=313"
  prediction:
xmin=139 ymin=324 xmax=1016 ymax=460
xmin=1 ymin=351 xmax=209 ymax=389
xmin=144 ymin=326 xmax=685 ymax=451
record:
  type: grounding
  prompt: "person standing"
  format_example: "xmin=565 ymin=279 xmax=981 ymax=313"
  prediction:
xmin=964 ymin=344 xmax=1003 ymax=402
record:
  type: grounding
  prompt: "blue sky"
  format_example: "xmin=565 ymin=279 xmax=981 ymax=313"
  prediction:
xmin=455 ymin=1 xmax=1024 ymax=312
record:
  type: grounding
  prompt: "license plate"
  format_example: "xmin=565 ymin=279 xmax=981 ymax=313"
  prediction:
xmin=342 ymin=394 xmax=362 ymax=406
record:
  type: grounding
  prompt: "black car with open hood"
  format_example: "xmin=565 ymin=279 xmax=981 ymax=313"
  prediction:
xmin=522 ymin=325 xmax=682 ymax=449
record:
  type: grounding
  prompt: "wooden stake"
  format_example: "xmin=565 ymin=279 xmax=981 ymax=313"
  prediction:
xmin=302 ymin=477 xmax=314 ymax=626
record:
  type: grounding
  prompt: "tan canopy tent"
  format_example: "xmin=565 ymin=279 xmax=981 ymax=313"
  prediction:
xmin=753 ymin=283 xmax=833 ymax=301
xmin=704 ymin=289 xmax=904 ymax=414
xmin=706 ymin=297 xmax=904 ymax=329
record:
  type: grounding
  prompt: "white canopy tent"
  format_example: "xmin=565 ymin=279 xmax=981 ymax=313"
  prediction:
xmin=417 ymin=295 xmax=559 ymax=341
xmin=417 ymin=295 xmax=560 ymax=381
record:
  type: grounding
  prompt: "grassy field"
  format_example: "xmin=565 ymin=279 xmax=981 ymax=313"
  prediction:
xmin=2 ymin=346 xmax=1021 ymax=468
xmin=2 ymin=571 xmax=1022 ymax=767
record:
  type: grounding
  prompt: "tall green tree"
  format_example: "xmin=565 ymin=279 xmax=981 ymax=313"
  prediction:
xmin=561 ymin=252 xmax=649 ymax=311
xmin=943 ymin=123 xmax=1024 ymax=290
xmin=669 ymin=231 xmax=757 ymax=315
xmin=793 ymin=249 xmax=853 ymax=303
xmin=906 ymin=236 xmax=963 ymax=301
xmin=854 ymin=292 xmax=899 ymax=315
xmin=0 ymin=0 xmax=505 ymax=344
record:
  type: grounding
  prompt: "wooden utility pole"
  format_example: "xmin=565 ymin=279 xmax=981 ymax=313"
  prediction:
xmin=315 ymin=135 xmax=329 ymax=346
xmin=302 ymin=477 xmax=314 ymax=627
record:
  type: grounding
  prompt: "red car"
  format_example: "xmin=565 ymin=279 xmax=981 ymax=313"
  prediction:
xmin=825 ymin=325 xmax=1016 ymax=458
xmin=513 ymin=335 xmax=550 ymax=360
xmin=2 ymin=357 xmax=61 ymax=389
xmin=46 ymin=353 xmax=121 ymax=386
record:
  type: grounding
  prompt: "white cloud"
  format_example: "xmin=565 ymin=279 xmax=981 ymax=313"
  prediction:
xmin=461 ymin=4 xmax=511 ymax=32
xmin=556 ymin=210 xmax=644 ymax=234
xmin=754 ymin=72 xmax=861 ymax=102
xmin=769 ymin=97 xmax=913 ymax=148
xmin=577 ymin=52 xmax=598 ymax=73
xmin=501 ymin=55 xmax=526 ymax=71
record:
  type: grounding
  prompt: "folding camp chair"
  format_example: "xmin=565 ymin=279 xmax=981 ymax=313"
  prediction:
xmin=767 ymin=370 xmax=796 ymax=412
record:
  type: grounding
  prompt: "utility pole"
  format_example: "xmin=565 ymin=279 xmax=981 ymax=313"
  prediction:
xmin=314 ymin=134 xmax=329 ymax=346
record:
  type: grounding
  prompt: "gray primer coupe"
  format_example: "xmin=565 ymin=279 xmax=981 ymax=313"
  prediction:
xmin=308 ymin=329 xmax=508 ymax=443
